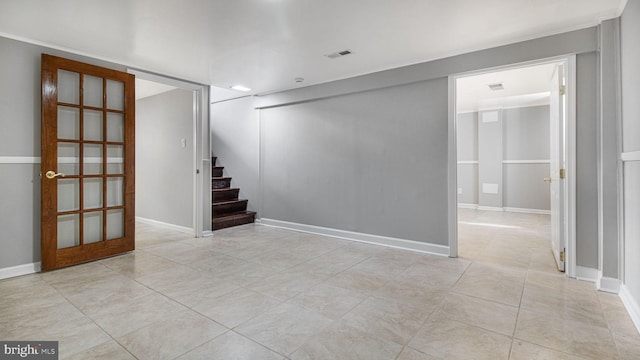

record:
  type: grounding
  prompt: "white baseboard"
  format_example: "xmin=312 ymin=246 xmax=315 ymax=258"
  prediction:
xmin=575 ymin=266 xmax=599 ymax=283
xmin=0 ymin=262 xmax=41 ymax=280
xmin=619 ymin=284 xmax=640 ymax=334
xmin=135 ymin=217 xmax=193 ymax=234
xmin=503 ymin=207 xmax=551 ymax=215
xmin=202 ymin=230 xmax=214 ymax=237
xmin=457 ymin=203 xmax=478 ymax=209
xmin=597 ymin=275 xmax=621 ymax=293
xmin=260 ymin=218 xmax=450 ymax=257
xmin=477 ymin=206 xmax=504 ymax=212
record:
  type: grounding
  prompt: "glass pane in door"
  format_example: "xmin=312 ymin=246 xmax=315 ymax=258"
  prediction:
xmin=57 ymin=70 xmax=79 ymax=105
xmin=107 ymin=145 xmax=124 ymax=174
xmin=57 ymin=214 xmax=80 ymax=249
xmin=106 ymin=80 xmax=124 ymax=111
xmin=58 ymin=142 xmax=79 ymax=175
xmin=58 ymin=107 xmax=80 ymax=140
xmin=58 ymin=179 xmax=79 ymax=212
xmin=106 ymin=177 xmax=123 ymax=206
xmin=84 ymin=110 xmax=103 ymax=141
xmin=84 ymin=75 xmax=103 ymax=108
xmin=106 ymin=112 xmax=124 ymax=142
xmin=84 ymin=212 xmax=103 ymax=244
xmin=106 ymin=209 xmax=124 ymax=240
xmin=83 ymin=178 xmax=103 ymax=209
xmin=83 ymin=144 xmax=103 ymax=175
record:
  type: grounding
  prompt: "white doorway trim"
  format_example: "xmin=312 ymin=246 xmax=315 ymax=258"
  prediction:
xmin=447 ymin=55 xmax=577 ymax=278
xmin=128 ymin=69 xmax=212 ymax=238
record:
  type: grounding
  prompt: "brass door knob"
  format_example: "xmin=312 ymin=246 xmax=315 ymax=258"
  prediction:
xmin=45 ymin=171 xmax=65 ymax=179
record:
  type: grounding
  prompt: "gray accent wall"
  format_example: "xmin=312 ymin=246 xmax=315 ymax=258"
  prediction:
xmin=477 ymin=111 xmax=504 ymax=208
xmin=621 ymin=0 xmax=640 ymax=305
xmin=260 ymin=79 xmax=449 ymax=245
xmin=136 ymin=89 xmax=194 ymax=228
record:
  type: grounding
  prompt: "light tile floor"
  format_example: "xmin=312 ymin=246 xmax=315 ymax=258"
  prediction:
xmin=1 ymin=210 xmax=639 ymax=359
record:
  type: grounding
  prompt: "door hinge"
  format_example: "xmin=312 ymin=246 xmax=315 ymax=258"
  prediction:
xmin=559 ymin=168 xmax=566 ymax=179
xmin=560 ymin=249 xmax=565 ymax=262
xmin=560 ymin=85 xmax=566 ymax=96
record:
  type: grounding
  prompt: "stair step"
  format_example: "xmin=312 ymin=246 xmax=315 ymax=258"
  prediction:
xmin=212 ymin=211 xmax=256 ymax=230
xmin=212 ymin=166 xmax=224 ymax=177
xmin=213 ymin=188 xmax=240 ymax=202
xmin=213 ymin=199 xmax=248 ymax=215
xmin=212 ymin=177 xmax=232 ymax=189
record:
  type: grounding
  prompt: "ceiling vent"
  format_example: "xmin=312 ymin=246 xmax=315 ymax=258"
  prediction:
xmin=325 ymin=50 xmax=352 ymax=59
xmin=488 ymin=83 xmax=504 ymax=91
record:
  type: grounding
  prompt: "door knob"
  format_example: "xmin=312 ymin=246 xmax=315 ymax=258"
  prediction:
xmin=45 ymin=171 xmax=65 ymax=179
xmin=543 ymin=177 xmax=552 ymax=183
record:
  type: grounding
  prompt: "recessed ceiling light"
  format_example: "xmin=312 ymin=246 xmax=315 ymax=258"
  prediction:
xmin=294 ymin=77 xmax=304 ymax=83
xmin=231 ymin=85 xmax=251 ymax=92
xmin=488 ymin=83 xmax=504 ymax=91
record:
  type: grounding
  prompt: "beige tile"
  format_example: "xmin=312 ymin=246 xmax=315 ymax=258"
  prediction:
xmin=135 ymin=265 xmax=239 ymax=307
xmin=117 ymin=310 xmax=227 ymax=360
xmin=521 ymin=282 xmax=607 ymax=327
xmin=99 ymin=251 xmax=180 ymax=278
xmin=409 ymin=317 xmax=512 ymax=360
xmin=143 ymin=241 xmax=220 ymax=264
xmin=65 ymin=340 xmax=136 ymax=360
xmin=23 ymin=316 xmax=112 ymax=359
xmin=515 ymin=309 xmax=617 ymax=359
xmin=509 ymin=340 xmax=589 ymax=360
xmin=325 ymin=268 xmax=391 ymax=293
xmin=1 ymin=298 xmax=87 ymax=339
xmin=341 ymin=296 xmax=431 ymax=345
xmin=192 ymin=287 xmax=282 ymax=328
xmin=235 ymin=303 xmax=333 ymax=355
xmin=212 ymin=260 xmax=281 ymax=286
xmin=432 ymin=292 xmax=518 ymax=336
xmin=289 ymin=283 xmax=367 ymax=319
xmin=290 ymin=322 xmax=403 ymax=360
xmin=613 ymin=332 xmax=640 ymax=360
xmin=372 ymin=279 xmax=447 ymax=312
xmin=89 ymin=292 xmax=188 ymax=337
xmin=599 ymin=292 xmax=640 ymax=338
xmin=177 ymin=331 xmax=285 ymax=360
xmin=452 ymin=262 xmax=525 ymax=307
xmin=396 ymin=347 xmax=440 ymax=360
xmin=247 ymin=269 xmax=327 ymax=301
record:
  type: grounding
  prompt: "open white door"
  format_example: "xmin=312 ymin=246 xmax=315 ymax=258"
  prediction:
xmin=549 ymin=63 xmax=567 ymax=271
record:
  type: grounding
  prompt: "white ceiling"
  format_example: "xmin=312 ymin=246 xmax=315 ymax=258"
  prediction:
xmin=135 ymin=78 xmax=177 ymax=100
xmin=457 ymin=62 xmax=558 ymax=113
xmin=0 ymin=0 xmax=625 ymax=95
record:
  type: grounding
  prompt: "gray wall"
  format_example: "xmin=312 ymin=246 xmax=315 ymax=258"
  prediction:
xmin=0 ymin=36 xmax=127 ymax=269
xmin=621 ymin=0 xmax=640 ymax=303
xmin=477 ymin=111 xmax=504 ymax=208
xmin=456 ymin=112 xmax=478 ymax=204
xmin=457 ymin=105 xmax=551 ymax=211
xmin=260 ymin=80 xmax=449 ymax=245
xmin=136 ymin=89 xmax=194 ymax=228
xmin=211 ymin=95 xmax=260 ymax=212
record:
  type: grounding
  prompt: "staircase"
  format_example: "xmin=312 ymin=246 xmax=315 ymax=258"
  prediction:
xmin=212 ymin=156 xmax=256 ymax=230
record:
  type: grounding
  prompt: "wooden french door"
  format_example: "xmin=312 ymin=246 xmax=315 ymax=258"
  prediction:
xmin=41 ymin=54 xmax=135 ymax=271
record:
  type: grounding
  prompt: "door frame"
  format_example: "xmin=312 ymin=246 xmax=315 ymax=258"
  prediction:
xmin=128 ymin=70 xmax=212 ymax=237
xmin=447 ymin=55 xmax=577 ymax=278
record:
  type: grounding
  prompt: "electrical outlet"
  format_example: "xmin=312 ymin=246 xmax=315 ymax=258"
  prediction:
xmin=458 ymin=188 xmax=463 ymax=195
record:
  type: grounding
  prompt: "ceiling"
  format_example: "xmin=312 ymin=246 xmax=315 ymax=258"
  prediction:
xmin=0 ymin=0 xmax=625 ymax=95
xmin=457 ymin=62 xmax=558 ymax=113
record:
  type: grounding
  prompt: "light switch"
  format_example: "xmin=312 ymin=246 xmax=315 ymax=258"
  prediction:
xmin=181 ymin=138 xmax=186 ymax=148
xmin=458 ymin=188 xmax=463 ymax=194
